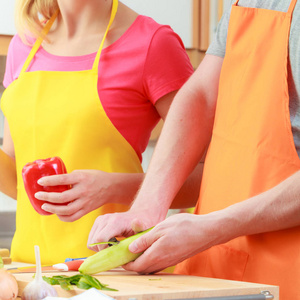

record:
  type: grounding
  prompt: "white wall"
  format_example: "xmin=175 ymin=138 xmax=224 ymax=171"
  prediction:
xmin=0 ymin=0 xmax=193 ymax=47
xmin=0 ymin=1 xmax=16 ymax=35
xmin=121 ymin=0 xmax=193 ymax=48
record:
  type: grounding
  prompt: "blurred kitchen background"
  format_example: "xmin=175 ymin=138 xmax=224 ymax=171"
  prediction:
xmin=0 ymin=0 xmax=231 ymax=249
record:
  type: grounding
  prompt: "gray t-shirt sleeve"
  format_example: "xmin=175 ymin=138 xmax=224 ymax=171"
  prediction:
xmin=206 ymin=2 xmax=233 ymax=58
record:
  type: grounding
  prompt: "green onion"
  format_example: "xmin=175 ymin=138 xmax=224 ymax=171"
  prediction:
xmin=42 ymin=274 xmax=118 ymax=291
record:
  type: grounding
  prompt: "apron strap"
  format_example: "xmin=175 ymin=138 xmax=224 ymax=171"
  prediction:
xmin=287 ymin=0 xmax=297 ymax=16
xmin=234 ymin=0 xmax=297 ymax=13
xmin=20 ymin=0 xmax=118 ymax=75
xmin=92 ymin=0 xmax=118 ymax=71
xmin=19 ymin=9 xmax=60 ymax=75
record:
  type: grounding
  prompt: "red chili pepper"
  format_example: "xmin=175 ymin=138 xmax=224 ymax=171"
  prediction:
xmin=22 ymin=157 xmax=71 ymax=216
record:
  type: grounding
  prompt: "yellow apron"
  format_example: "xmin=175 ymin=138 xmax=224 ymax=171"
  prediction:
xmin=175 ymin=0 xmax=300 ymax=299
xmin=1 ymin=0 xmax=143 ymax=264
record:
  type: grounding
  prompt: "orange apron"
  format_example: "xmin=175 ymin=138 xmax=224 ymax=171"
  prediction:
xmin=175 ymin=0 xmax=300 ymax=299
xmin=1 ymin=0 xmax=143 ymax=264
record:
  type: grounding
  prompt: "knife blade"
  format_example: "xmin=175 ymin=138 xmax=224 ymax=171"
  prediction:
xmin=7 ymin=265 xmax=58 ymax=273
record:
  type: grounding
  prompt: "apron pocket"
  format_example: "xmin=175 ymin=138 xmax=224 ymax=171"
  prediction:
xmin=175 ymin=244 xmax=249 ymax=281
xmin=203 ymin=244 xmax=249 ymax=281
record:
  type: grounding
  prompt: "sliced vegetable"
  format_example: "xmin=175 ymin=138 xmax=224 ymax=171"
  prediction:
xmin=22 ymin=157 xmax=71 ymax=215
xmin=42 ymin=274 xmax=118 ymax=291
xmin=79 ymin=228 xmax=152 ymax=275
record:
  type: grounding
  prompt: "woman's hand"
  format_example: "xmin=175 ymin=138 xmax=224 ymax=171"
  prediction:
xmin=34 ymin=170 xmax=132 ymax=222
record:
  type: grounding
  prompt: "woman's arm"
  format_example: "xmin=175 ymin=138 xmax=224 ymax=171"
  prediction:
xmin=35 ymin=90 xmax=189 ymax=222
xmin=1 ymin=118 xmax=17 ymax=199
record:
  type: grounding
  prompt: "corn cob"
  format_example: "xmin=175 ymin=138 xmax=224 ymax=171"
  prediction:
xmin=79 ymin=228 xmax=152 ymax=275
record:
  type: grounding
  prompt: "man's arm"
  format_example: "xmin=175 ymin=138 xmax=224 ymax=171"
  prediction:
xmin=87 ymin=54 xmax=224 ymax=249
xmin=125 ymin=168 xmax=300 ymax=274
xmin=130 ymin=54 xmax=223 ymax=219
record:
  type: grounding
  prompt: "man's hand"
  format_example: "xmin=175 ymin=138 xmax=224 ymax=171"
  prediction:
xmin=123 ymin=212 xmax=224 ymax=274
xmin=87 ymin=208 xmax=167 ymax=252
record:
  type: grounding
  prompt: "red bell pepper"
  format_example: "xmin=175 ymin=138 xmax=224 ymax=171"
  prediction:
xmin=22 ymin=157 xmax=71 ymax=216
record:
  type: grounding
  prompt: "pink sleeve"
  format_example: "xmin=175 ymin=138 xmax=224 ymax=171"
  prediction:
xmin=143 ymin=26 xmax=194 ymax=104
xmin=3 ymin=35 xmax=31 ymax=88
xmin=3 ymin=38 xmax=15 ymax=88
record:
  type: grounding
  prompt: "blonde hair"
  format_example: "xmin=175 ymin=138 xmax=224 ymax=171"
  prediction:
xmin=15 ymin=0 xmax=59 ymax=44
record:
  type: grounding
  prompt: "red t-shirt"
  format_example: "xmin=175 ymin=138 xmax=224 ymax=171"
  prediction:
xmin=3 ymin=15 xmax=193 ymax=161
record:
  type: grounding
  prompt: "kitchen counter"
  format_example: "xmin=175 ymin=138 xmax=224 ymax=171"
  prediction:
xmin=0 ymin=35 xmax=11 ymax=56
xmin=14 ymin=269 xmax=279 ymax=300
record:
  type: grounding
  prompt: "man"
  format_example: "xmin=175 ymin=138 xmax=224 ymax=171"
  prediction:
xmin=88 ymin=1 xmax=300 ymax=299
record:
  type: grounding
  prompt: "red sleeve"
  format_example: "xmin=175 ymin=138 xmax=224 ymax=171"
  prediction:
xmin=143 ymin=26 xmax=194 ymax=104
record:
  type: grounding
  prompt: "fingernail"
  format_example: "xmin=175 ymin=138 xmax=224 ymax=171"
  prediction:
xmin=42 ymin=204 xmax=49 ymax=211
xmin=35 ymin=192 xmax=42 ymax=199
xmin=37 ymin=178 xmax=44 ymax=185
xmin=129 ymin=242 xmax=138 ymax=253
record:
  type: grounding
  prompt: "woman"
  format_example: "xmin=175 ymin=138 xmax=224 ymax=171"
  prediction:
xmin=1 ymin=0 xmax=193 ymax=264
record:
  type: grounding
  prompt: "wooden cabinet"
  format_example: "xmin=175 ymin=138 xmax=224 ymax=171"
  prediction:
xmin=0 ymin=36 xmax=13 ymax=56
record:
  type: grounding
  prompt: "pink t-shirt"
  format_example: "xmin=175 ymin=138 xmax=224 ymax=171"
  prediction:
xmin=3 ymin=15 xmax=193 ymax=161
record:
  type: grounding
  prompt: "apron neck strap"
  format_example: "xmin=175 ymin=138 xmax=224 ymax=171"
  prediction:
xmin=234 ymin=0 xmax=297 ymax=13
xmin=92 ymin=0 xmax=118 ymax=71
xmin=20 ymin=9 xmax=60 ymax=75
xmin=287 ymin=0 xmax=297 ymax=15
xmin=19 ymin=0 xmax=118 ymax=75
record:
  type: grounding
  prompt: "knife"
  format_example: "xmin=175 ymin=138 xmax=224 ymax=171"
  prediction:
xmin=7 ymin=259 xmax=85 ymax=273
xmin=7 ymin=265 xmax=58 ymax=273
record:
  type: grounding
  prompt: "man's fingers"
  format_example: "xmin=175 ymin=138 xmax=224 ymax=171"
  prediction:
xmin=131 ymin=218 xmax=147 ymax=233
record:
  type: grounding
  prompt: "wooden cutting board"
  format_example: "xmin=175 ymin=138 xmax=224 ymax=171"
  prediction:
xmin=14 ymin=269 xmax=279 ymax=299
